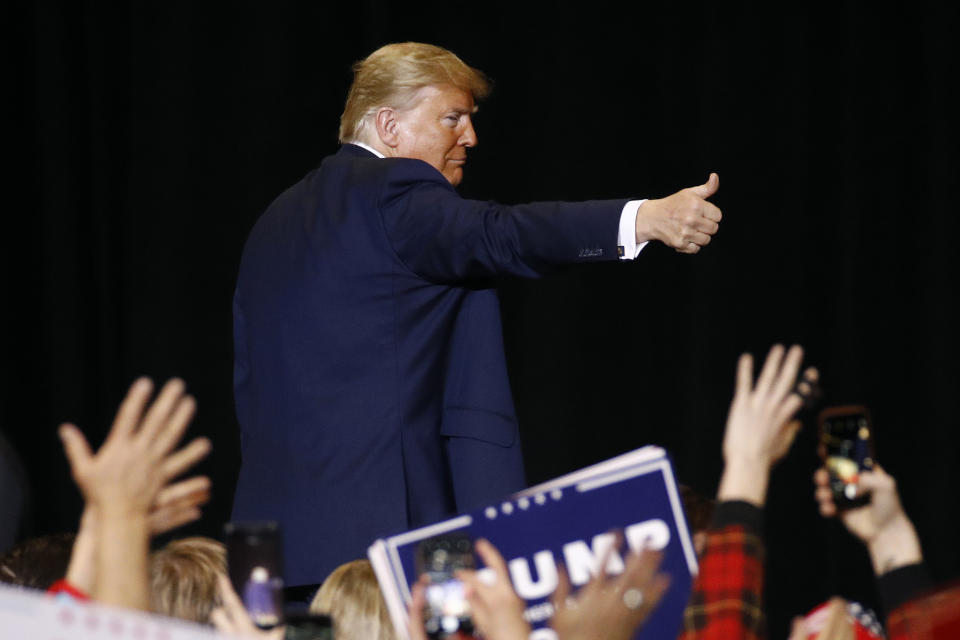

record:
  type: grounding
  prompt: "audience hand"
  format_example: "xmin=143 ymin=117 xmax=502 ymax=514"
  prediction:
xmin=814 ymin=465 xmax=922 ymax=575
xmin=406 ymin=576 xmax=431 ymax=640
xmin=634 ymin=173 xmax=721 ymax=254
xmin=457 ymin=539 xmax=530 ymax=640
xmin=718 ymin=344 xmax=814 ymax=506
xmin=550 ymin=543 xmax=670 ymax=640
xmin=211 ymin=573 xmax=285 ymax=639
xmin=59 ymin=378 xmax=209 ymax=517
xmin=58 ymin=377 xmax=210 ymax=610
xmin=65 ymin=478 xmax=211 ymax=594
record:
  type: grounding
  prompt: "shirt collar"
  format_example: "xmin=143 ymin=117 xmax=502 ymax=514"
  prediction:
xmin=348 ymin=141 xmax=385 ymax=158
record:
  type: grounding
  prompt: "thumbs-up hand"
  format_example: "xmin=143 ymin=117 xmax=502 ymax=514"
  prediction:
xmin=635 ymin=173 xmax=722 ymax=254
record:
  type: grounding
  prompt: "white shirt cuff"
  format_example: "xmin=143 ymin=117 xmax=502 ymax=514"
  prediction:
xmin=618 ymin=199 xmax=648 ymax=260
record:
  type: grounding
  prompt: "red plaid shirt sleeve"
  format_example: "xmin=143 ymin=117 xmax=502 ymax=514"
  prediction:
xmin=886 ymin=583 xmax=960 ymax=640
xmin=677 ymin=501 xmax=766 ymax=640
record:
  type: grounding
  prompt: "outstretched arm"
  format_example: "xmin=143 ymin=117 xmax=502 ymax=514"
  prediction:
xmin=681 ymin=345 xmax=813 ymax=640
xmin=59 ymin=378 xmax=210 ymax=610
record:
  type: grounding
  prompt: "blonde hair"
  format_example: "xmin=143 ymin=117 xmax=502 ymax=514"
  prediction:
xmin=150 ymin=537 xmax=227 ymax=624
xmin=310 ymin=559 xmax=396 ymax=640
xmin=339 ymin=42 xmax=491 ymax=144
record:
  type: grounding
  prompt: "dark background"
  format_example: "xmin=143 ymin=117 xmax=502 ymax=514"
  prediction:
xmin=6 ymin=1 xmax=959 ymax=637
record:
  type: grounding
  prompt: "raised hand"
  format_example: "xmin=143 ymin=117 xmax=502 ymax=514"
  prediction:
xmin=58 ymin=377 xmax=211 ymax=610
xmin=65 ymin=475 xmax=210 ymax=594
xmin=635 ymin=173 xmax=722 ymax=254
xmin=718 ymin=344 xmax=815 ymax=506
xmin=457 ymin=539 xmax=530 ymax=640
xmin=550 ymin=545 xmax=670 ymax=640
xmin=59 ymin=378 xmax=209 ymax=516
xmin=211 ymin=573 xmax=285 ymax=639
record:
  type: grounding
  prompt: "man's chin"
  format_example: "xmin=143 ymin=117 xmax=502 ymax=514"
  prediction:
xmin=444 ymin=168 xmax=464 ymax=187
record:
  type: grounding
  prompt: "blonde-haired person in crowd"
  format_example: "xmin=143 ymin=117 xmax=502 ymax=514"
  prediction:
xmin=150 ymin=536 xmax=227 ymax=624
xmin=310 ymin=559 xmax=396 ymax=640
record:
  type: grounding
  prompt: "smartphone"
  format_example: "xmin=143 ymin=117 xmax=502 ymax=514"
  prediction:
xmin=818 ymin=406 xmax=876 ymax=507
xmin=224 ymin=521 xmax=285 ymax=629
xmin=283 ymin=612 xmax=334 ymax=640
xmin=416 ymin=533 xmax=475 ymax=639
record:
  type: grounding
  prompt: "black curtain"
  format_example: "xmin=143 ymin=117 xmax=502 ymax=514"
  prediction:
xmin=7 ymin=2 xmax=959 ymax=636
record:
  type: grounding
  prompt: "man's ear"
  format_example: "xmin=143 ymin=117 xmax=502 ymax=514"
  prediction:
xmin=375 ymin=107 xmax=401 ymax=149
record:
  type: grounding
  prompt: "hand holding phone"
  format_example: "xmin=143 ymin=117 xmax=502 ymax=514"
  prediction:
xmin=818 ymin=406 xmax=876 ymax=507
xmin=225 ymin=521 xmax=286 ymax=629
xmin=417 ymin=533 xmax=476 ymax=639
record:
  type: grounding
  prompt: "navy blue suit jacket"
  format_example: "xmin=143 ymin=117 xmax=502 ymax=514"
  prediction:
xmin=232 ymin=144 xmax=627 ymax=585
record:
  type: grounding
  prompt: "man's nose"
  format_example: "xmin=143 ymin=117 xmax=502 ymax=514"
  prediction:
xmin=460 ymin=117 xmax=478 ymax=147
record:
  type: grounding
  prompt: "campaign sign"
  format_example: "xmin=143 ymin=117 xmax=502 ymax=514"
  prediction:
xmin=369 ymin=446 xmax=698 ymax=640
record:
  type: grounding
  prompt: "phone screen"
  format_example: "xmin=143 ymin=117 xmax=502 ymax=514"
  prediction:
xmin=819 ymin=407 xmax=875 ymax=504
xmin=417 ymin=534 xmax=475 ymax=639
xmin=225 ymin=521 xmax=285 ymax=629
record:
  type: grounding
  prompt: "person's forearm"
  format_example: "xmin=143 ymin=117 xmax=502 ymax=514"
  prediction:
xmin=868 ymin=515 xmax=923 ymax=576
xmin=94 ymin=509 xmax=151 ymax=611
xmin=717 ymin=459 xmax=770 ymax=507
xmin=65 ymin=507 xmax=98 ymax=593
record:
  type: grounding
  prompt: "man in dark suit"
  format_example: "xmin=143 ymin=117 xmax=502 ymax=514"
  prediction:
xmin=232 ymin=42 xmax=722 ymax=588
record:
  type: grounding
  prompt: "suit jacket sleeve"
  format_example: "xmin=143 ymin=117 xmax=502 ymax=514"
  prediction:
xmin=378 ymin=159 xmax=628 ymax=283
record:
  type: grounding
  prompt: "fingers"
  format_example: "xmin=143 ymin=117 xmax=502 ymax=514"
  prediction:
xmin=581 ymin=532 xmax=620 ymax=597
xmin=161 ymin=436 xmax=212 ymax=480
xmin=813 ymin=467 xmax=831 ymax=486
xmin=690 ymin=231 xmax=713 ymax=247
xmin=474 ymin=538 xmax=509 ymax=579
xmin=735 ymin=353 xmax=754 ymax=398
xmin=138 ymin=378 xmax=188 ymax=447
xmin=148 ymin=503 xmax=203 ymax=535
xmin=615 ymin=550 xmax=670 ymax=633
xmin=772 ymin=418 xmax=803 ymax=461
xmin=687 ymin=173 xmax=719 ymax=199
xmin=618 ymin=549 xmax=661 ymax=592
xmin=770 ymin=345 xmax=804 ymax=401
xmin=149 ymin=475 xmax=211 ymax=534
xmin=787 ymin=616 xmax=809 ymax=640
xmin=754 ymin=344 xmax=785 ymax=397
xmin=209 ymin=607 xmax=233 ymax=633
xmin=58 ymin=423 xmax=93 ymax=477
xmin=772 ymin=394 xmax=804 ymax=433
xmin=154 ymin=475 xmax=212 ymax=508
xmin=150 ymin=394 xmax=198 ymax=458
xmin=694 ymin=216 xmax=720 ymax=235
xmin=212 ymin=573 xmax=253 ymax=634
xmin=856 ymin=468 xmax=894 ymax=493
xmin=107 ymin=378 xmax=154 ymax=443
xmin=217 ymin=573 xmax=249 ymax=622
xmin=552 ymin=563 xmax=571 ymax=608
xmin=698 ymin=201 xmax=722 ymax=224
xmin=646 ymin=573 xmax=671 ymax=610
xmin=408 ymin=579 xmax=430 ymax=640
xmin=813 ymin=468 xmax=837 ymax=516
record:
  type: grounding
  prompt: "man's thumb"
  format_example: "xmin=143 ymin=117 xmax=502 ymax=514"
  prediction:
xmin=688 ymin=172 xmax=719 ymax=199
